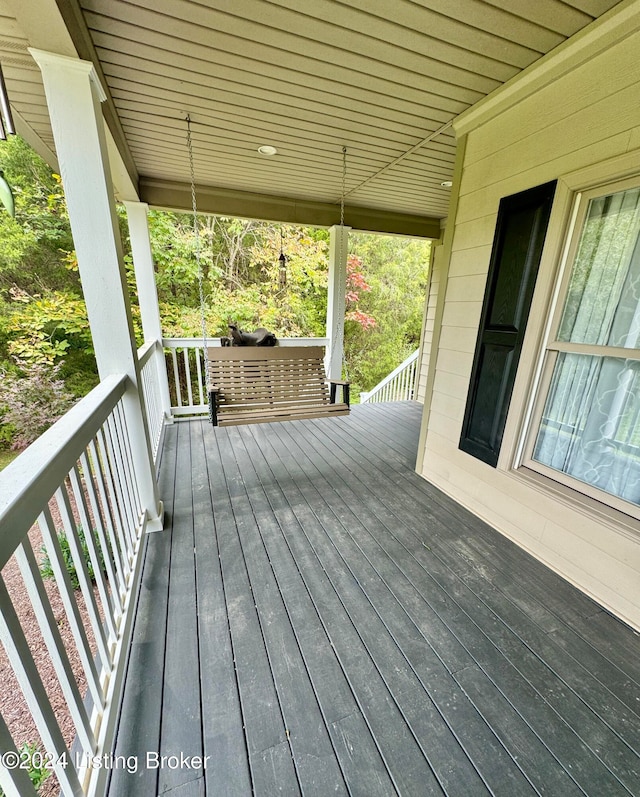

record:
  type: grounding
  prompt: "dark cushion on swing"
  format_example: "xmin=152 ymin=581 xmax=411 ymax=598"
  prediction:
xmin=228 ymin=323 xmax=278 ymax=346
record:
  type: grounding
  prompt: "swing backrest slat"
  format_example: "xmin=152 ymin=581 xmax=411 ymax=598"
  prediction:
xmin=207 ymin=346 xmax=350 ymax=426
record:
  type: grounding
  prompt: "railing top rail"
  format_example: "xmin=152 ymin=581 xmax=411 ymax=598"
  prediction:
xmin=162 ymin=336 xmax=330 ymax=348
xmin=0 ymin=373 xmax=127 ymax=569
xmin=137 ymin=338 xmax=159 ymax=367
xmin=163 ymin=337 xmax=222 ymax=348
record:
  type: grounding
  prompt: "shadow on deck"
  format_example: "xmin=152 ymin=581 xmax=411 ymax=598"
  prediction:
xmin=108 ymin=402 xmax=640 ymax=797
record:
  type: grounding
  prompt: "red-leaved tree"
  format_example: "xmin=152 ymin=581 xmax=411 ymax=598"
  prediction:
xmin=345 ymin=254 xmax=376 ymax=329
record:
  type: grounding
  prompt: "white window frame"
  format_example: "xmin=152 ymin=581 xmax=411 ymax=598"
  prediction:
xmin=521 ymin=175 xmax=640 ymax=521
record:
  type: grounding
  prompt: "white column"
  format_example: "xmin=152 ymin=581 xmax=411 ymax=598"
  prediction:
xmin=325 ymin=224 xmax=350 ymax=380
xmin=124 ymin=201 xmax=172 ymax=419
xmin=30 ymin=49 xmax=163 ymax=532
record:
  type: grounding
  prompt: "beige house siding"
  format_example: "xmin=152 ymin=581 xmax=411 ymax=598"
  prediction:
xmin=417 ymin=15 xmax=640 ymax=630
xmin=415 ymin=242 xmax=441 ymax=403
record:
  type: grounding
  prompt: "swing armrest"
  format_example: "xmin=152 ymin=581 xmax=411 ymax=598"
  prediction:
xmin=328 ymin=379 xmax=350 ymax=407
xmin=208 ymin=386 xmax=220 ymax=426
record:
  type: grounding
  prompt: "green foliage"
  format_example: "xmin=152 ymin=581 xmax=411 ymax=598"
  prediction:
xmin=0 ymin=135 xmax=74 ymax=295
xmin=0 ymin=135 xmax=99 ymax=412
xmin=237 ymin=225 xmax=328 ymax=336
xmin=5 ymin=287 xmax=92 ymax=366
xmin=0 ymin=418 xmax=16 ymax=448
xmin=39 ymin=526 xmax=106 ymax=591
xmin=0 ymin=742 xmax=51 ymax=796
xmin=57 ymin=355 xmax=100 ymax=398
xmin=0 ymin=448 xmax=18 ymax=471
xmin=146 ymin=210 xmax=201 ymax=305
xmin=23 ymin=742 xmax=51 ymax=792
xmin=343 ymin=233 xmax=431 ymax=395
xmin=153 ymin=217 xmax=329 ymax=339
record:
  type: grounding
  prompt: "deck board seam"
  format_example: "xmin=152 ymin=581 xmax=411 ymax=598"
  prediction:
xmin=233 ymin=421 xmax=405 ymax=795
xmin=191 ymin=420 xmax=253 ymax=796
xmin=319 ymin=412 xmax=636 ymax=647
xmin=204 ymin=427 xmax=285 ymax=792
xmin=229 ymin=425 xmax=390 ymax=795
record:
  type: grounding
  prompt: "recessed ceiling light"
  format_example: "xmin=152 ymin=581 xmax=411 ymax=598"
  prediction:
xmin=258 ymin=145 xmax=278 ymax=156
xmin=440 ymin=180 xmax=453 ymax=187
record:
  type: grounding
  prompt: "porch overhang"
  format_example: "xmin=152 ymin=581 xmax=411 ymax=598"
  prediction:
xmin=139 ymin=177 xmax=442 ymax=237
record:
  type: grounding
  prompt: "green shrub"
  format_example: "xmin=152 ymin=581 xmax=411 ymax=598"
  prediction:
xmin=0 ymin=416 xmax=16 ymax=449
xmin=23 ymin=742 xmax=51 ymax=792
xmin=40 ymin=526 xmax=106 ymax=590
xmin=0 ymin=741 xmax=51 ymax=795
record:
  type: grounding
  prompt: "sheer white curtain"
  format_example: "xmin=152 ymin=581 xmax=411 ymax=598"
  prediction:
xmin=533 ymin=187 xmax=640 ymax=505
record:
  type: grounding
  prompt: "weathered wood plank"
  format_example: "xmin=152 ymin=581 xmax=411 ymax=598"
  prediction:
xmin=215 ymin=426 xmax=348 ymax=796
xmin=202 ymin=426 xmax=298 ymax=792
xmin=248 ymin=423 xmax=455 ymax=796
xmin=108 ymin=423 xmax=177 ymax=797
xmin=295 ymin=409 xmax=639 ymax=795
xmin=453 ymin=664 xmax=585 ymax=797
xmin=340 ymin=406 xmax=636 ymax=679
xmin=233 ymin=424 xmax=400 ymax=796
xmin=557 ymin=609 xmax=640 ymax=685
xmin=334 ymin=407 xmax=604 ymax=624
xmin=190 ymin=421 xmax=252 ymax=797
xmin=159 ymin=423 xmax=203 ymax=795
xmin=333 ymin=413 xmax=640 ymax=740
xmin=265 ymin=421 xmax=538 ymax=796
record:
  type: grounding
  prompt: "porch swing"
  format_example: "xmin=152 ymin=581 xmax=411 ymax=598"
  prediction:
xmin=185 ymin=117 xmax=350 ymax=427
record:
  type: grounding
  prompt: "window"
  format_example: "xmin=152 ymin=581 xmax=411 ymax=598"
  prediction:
xmin=525 ymin=180 xmax=640 ymax=513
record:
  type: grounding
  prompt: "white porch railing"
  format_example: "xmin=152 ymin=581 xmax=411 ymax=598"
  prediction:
xmin=360 ymin=349 xmax=420 ymax=403
xmin=163 ymin=336 xmax=330 ymax=416
xmin=0 ymin=375 xmax=148 ymax=797
xmin=138 ymin=339 xmax=166 ymax=463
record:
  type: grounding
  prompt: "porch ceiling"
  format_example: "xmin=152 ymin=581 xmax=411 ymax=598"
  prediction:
xmin=0 ymin=0 xmax=623 ymax=234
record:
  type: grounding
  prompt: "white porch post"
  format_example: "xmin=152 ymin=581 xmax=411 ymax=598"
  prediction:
xmin=325 ymin=224 xmax=350 ymax=380
xmin=124 ymin=201 xmax=172 ymax=420
xmin=30 ymin=50 xmax=163 ymax=532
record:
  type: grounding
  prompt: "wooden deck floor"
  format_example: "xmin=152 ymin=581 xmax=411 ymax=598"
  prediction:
xmin=108 ymin=402 xmax=640 ymax=797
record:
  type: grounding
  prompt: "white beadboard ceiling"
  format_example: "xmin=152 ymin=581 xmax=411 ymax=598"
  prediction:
xmin=0 ymin=0 xmax=624 ymax=233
